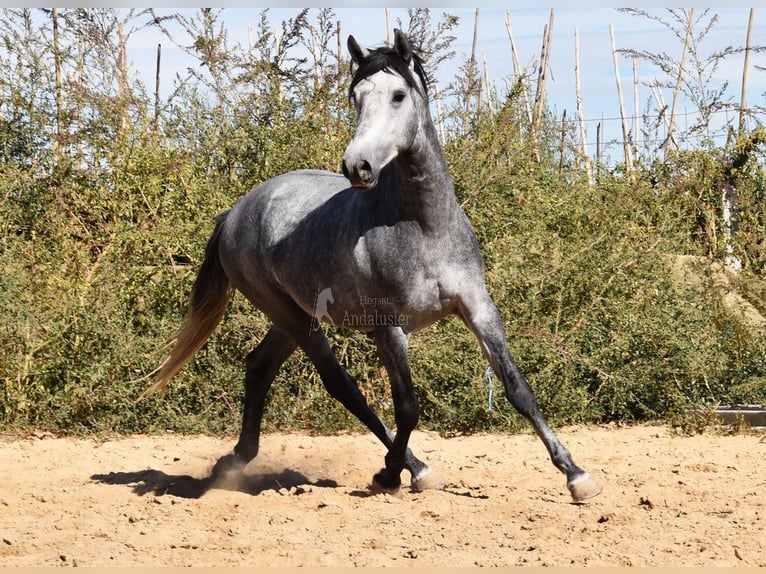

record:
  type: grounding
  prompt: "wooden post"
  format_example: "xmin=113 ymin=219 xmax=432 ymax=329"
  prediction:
xmin=337 ymin=20 xmax=342 ymax=99
xmin=665 ymin=7 xmax=695 ymax=158
xmin=310 ymin=25 xmax=321 ymax=90
xmin=651 ymin=80 xmax=671 ymax=132
xmin=117 ymin=22 xmax=130 ymax=135
xmin=596 ymin=122 xmax=601 ymax=176
xmin=531 ymin=9 xmax=554 ymax=162
xmin=273 ymin=27 xmax=283 ymax=101
xmin=154 ymin=43 xmax=161 ymax=130
xmin=466 ymin=8 xmax=480 ymax=119
xmin=434 ymin=81 xmax=445 ymax=142
xmin=385 ymin=9 xmax=391 ymax=46
xmin=574 ymin=28 xmax=593 ymax=185
xmin=559 ymin=109 xmax=568 ymax=174
xmin=609 ymin=24 xmax=633 ymax=173
xmin=633 ymin=55 xmax=639 ymax=160
xmin=52 ymin=7 xmax=63 ymax=156
xmin=337 ymin=20 xmax=343 ymax=129
xmin=505 ymin=11 xmax=532 ymax=124
xmin=738 ymin=8 xmax=755 ymax=134
xmin=482 ymin=53 xmax=492 ymax=110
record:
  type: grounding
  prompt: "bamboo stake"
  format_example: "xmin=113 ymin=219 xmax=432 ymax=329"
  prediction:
xmin=559 ymin=109 xmax=568 ymax=174
xmin=337 ymin=20 xmax=343 ymax=130
xmin=52 ymin=7 xmax=63 ymax=156
xmin=76 ymin=38 xmax=84 ymax=167
xmin=665 ymin=7 xmax=695 ymax=158
xmin=310 ymin=25 xmax=321 ymax=89
xmin=117 ymin=22 xmax=129 ymax=135
xmin=337 ymin=20 xmax=342 ymax=99
xmin=574 ymin=28 xmax=593 ymax=185
xmin=609 ymin=23 xmax=633 ymax=173
xmin=532 ymin=9 xmax=555 ymax=162
xmin=434 ymin=81 xmax=445 ymax=142
xmin=273 ymin=27 xmax=283 ymax=101
xmin=482 ymin=53 xmax=492 ymax=110
xmin=633 ymin=55 xmax=639 ymax=160
xmin=596 ymin=121 xmax=601 ymax=176
xmin=154 ymin=43 xmax=161 ymax=130
xmin=505 ymin=11 xmax=532 ymax=124
xmin=651 ymin=81 xmax=670 ymax=131
xmin=337 ymin=20 xmax=342 ymax=64
xmin=467 ymin=8 xmax=480 ymax=119
xmin=738 ymin=7 xmax=755 ymax=134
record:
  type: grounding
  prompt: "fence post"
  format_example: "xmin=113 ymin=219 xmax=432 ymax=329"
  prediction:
xmin=738 ymin=8 xmax=755 ymax=134
xmin=609 ymin=24 xmax=633 ymax=173
xmin=574 ymin=28 xmax=594 ymax=185
xmin=665 ymin=8 xmax=695 ymax=158
xmin=52 ymin=7 xmax=63 ymax=158
xmin=154 ymin=43 xmax=161 ymax=131
xmin=559 ymin=109 xmax=567 ymax=174
xmin=505 ymin=11 xmax=532 ymax=124
xmin=531 ymin=9 xmax=554 ymax=162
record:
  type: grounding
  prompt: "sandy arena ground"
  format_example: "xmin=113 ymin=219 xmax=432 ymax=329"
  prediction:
xmin=0 ymin=425 xmax=763 ymax=566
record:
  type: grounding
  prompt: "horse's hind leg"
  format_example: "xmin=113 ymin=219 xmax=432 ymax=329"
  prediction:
xmin=263 ymin=298 xmax=439 ymax=490
xmin=301 ymin=328 xmax=440 ymax=491
xmin=213 ymin=326 xmax=296 ymax=477
xmin=233 ymin=326 xmax=297 ymax=462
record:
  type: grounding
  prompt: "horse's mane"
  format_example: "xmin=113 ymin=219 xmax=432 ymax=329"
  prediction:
xmin=349 ymin=46 xmax=429 ymax=101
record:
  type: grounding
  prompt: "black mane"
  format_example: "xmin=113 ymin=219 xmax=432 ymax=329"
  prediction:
xmin=349 ymin=46 xmax=429 ymax=101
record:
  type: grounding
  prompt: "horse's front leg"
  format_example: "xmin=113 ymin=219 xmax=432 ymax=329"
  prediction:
xmin=371 ymin=325 xmax=426 ymax=494
xmin=459 ymin=292 xmax=603 ymax=502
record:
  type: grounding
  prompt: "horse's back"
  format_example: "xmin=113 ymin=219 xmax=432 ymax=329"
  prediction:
xmin=226 ymin=169 xmax=349 ymax=242
xmin=218 ymin=169 xmax=355 ymax=301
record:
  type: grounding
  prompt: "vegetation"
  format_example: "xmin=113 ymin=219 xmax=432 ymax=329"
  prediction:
xmin=1 ymin=8 xmax=764 ymax=436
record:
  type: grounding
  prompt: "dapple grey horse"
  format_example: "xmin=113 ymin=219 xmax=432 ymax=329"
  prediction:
xmin=143 ymin=29 xmax=602 ymax=502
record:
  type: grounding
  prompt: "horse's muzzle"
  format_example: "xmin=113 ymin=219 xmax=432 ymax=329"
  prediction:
xmin=342 ymin=158 xmax=375 ymax=189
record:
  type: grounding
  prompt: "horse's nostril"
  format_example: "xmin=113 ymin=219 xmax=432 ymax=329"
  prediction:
xmin=359 ymin=160 xmax=372 ymax=182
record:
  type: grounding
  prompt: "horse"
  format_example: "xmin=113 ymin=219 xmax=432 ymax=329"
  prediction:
xmin=142 ymin=29 xmax=602 ymax=502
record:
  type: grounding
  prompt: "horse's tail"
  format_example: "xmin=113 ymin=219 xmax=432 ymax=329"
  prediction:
xmin=138 ymin=211 xmax=234 ymax=400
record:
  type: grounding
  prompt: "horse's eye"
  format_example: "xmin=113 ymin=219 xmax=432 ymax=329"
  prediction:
xmin=392 ymin=91 xmax=406 ymax=104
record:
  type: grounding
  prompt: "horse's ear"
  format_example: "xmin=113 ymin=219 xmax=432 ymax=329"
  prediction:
xmin=393 ymin=28 xmax=412 ymax=65
xmin=347 ymin=34 xmax=369 ymax=65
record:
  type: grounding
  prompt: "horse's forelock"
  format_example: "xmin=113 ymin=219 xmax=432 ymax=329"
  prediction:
xmin=348 ymin=47 xmax=429 ymax=101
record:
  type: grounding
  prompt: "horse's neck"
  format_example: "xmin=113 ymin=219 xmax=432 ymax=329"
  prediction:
xmin=388 ymin=117 xmax=459 ymax=234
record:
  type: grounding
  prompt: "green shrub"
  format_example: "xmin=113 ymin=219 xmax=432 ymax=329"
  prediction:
xmin=1 ymin=9 xmax=764 ymax=436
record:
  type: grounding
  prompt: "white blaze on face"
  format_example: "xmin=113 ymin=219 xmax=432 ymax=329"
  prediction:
xmin=343 ymin=71 xmax=417 ymax=187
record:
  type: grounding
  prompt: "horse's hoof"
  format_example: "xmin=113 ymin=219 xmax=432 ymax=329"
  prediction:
xmin=567 ymin=472 xmax=603 ymax=502
xmin=368 ymin=480 xmax=403 ymax=498
xmin=410 ymin=466 xmax=445 ymax=491
xmin=211 ymin=453 xmax=248 ymax=479
xmin=370 ymin=469 xmax=402 ymax=496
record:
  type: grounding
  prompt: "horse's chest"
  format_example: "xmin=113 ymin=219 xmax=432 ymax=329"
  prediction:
xmin=361 ymin=236 xmax=448 ymax=313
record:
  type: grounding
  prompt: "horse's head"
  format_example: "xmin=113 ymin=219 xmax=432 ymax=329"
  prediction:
xmin=342 ymin=29 xmax=429 ymax=190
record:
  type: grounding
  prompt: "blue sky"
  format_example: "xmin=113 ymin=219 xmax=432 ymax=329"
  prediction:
xmin=125 ymin=7 xmax=765 ymax=162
